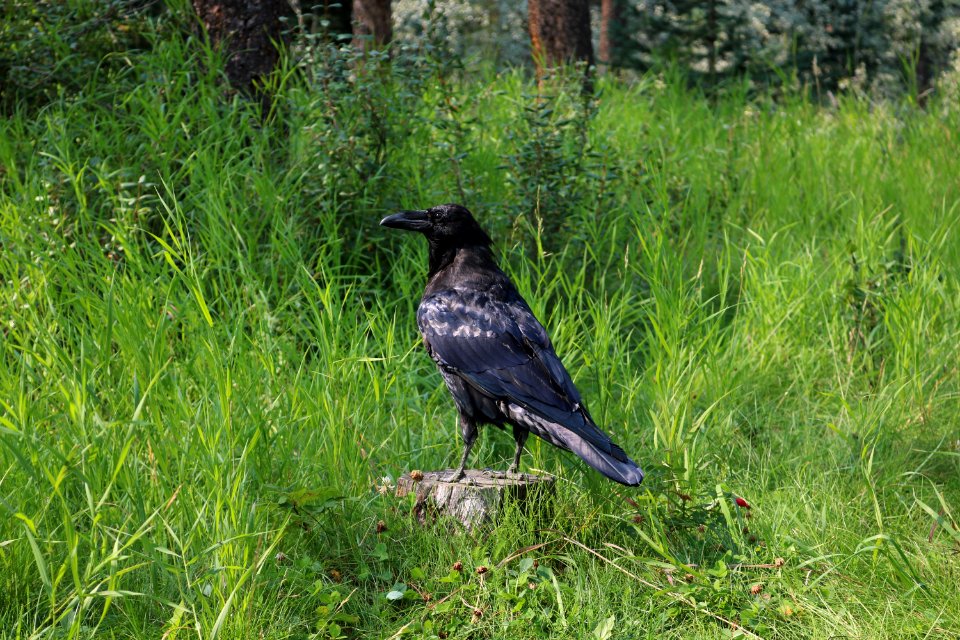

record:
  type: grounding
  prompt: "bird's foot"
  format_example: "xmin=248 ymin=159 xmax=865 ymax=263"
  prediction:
xmin=448 ymin=468 xmax=474 ymax=485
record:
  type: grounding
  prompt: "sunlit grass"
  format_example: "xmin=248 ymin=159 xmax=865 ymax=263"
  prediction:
xmin=1 ymin=29 xmax=959 ymax=640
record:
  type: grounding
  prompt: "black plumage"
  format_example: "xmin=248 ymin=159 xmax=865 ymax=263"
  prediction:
xmin=381 ymin=204 xmax=644 ymax=486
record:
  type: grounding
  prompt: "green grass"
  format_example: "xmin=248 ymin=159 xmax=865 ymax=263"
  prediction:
xmin=2 ymin=28 xmax=960 ymax=640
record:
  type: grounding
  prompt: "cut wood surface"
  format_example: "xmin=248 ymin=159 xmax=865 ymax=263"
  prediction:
xmin=396 ymin=470 xmax=555 ymax=530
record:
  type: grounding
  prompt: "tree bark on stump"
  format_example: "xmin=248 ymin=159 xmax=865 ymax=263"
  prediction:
xmin=192 ymin=0 xmax=295 ymax=98
xmin=528 ymin=0 xmax=594 ymax=86
xmin=352 ymin=0 xmax=392 ymax=53
xmin=396 ymin=470 xmax=555 ymax=530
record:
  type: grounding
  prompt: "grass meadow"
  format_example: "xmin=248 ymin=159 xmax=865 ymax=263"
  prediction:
xmin=1 ymin=26 xmax=960 ymax=640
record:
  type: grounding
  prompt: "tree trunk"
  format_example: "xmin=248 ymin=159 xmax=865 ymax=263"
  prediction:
xmin=599 ymin=0 xmax=620 ymax=70
xmin=352 ymin=0 xmax=392 ymax=53
xmin=192 ymin=0 xmax=294 ymax=97
xmin=528 ymin=0 xmax=594 ymax=77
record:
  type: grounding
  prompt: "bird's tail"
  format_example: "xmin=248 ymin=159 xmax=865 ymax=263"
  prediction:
xmin=506 ymin=403 xmax=644 ymax=486
xmin=558 ymin=428 xmax=645 ymax=486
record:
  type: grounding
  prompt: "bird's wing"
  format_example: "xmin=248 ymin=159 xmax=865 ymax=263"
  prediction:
xmin=417 ymin=288 xmax=633 ymax=466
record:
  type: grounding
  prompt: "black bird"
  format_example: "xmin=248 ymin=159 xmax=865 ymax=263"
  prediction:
xmin=381 ymin=204 xmax=644 ymax=486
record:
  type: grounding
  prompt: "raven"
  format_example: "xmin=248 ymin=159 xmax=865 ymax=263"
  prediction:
xmin=381 ymin=204 xmax=644 ymax=486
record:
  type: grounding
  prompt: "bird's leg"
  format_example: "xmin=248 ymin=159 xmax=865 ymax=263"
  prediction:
xmin=449 ymin=415 xmax=478 ymax=484
xmin=508 ymin=426 xmax=529 ymax=475
xmin=449 ymin=440 xmax=473 ymax=483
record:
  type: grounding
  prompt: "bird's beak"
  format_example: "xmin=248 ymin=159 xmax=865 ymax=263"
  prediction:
xmin=380 ymin=210 xmax=431 ymax=232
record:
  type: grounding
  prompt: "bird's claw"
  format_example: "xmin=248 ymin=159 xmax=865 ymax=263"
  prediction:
xmin=449 ymin=469 xmax=474 ymax=485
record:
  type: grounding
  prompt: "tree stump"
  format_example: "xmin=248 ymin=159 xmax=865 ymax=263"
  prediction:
xmin=396 ymin=470 xmax=555 ymax=530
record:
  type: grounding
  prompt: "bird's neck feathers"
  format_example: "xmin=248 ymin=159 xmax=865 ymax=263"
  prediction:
xmin=426 ymin=239 xmax=497 ymax=281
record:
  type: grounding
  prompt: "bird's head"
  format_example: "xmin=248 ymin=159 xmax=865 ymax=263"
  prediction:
xmin=380 ymin=204 xmax=492 ymax=247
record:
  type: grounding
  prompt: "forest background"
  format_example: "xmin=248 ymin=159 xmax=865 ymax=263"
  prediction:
xmin=2 ymin=1 xmax=960 ymax=638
